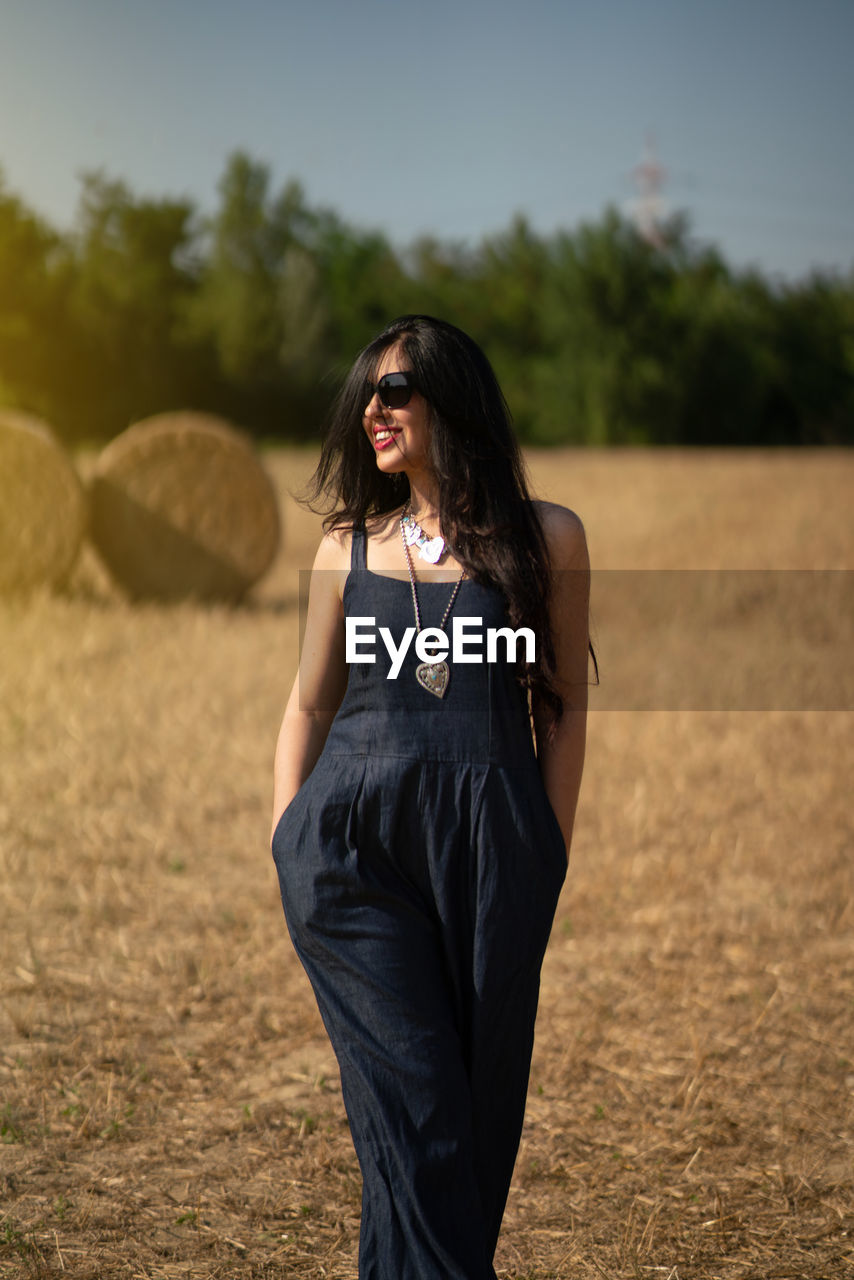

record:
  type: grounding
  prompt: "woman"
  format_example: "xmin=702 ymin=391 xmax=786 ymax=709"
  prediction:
xmin=271 ymin=315 xmax=589 ymax=1279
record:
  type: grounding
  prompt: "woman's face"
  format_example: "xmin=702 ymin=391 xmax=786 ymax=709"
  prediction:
xmin=362 ymin=343 xmax=432 ymax=481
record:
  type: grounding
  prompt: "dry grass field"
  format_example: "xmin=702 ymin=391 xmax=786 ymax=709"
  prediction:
xmin=1 ymin=448 xmax=852 ymax=1279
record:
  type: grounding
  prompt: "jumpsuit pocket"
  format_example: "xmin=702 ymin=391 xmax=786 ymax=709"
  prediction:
xmin=271 ymin=782 xmax=310 ymax=854
xmin=538 ymin=789 xmax=569 ymax=880
xmin=545 ymin=799 xmax=567 ymax=862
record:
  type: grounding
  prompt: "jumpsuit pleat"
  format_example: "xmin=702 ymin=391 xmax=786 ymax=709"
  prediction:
xmin=272 ymin=527 xmax=567 ymax=1279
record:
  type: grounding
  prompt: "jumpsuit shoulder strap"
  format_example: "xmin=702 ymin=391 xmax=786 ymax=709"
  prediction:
xmin=350 ymin=523 xmax=367 ymax=571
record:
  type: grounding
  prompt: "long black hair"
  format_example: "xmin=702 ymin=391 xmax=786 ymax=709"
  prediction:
xmin=306 ymin=314 xmax=567 ymax=723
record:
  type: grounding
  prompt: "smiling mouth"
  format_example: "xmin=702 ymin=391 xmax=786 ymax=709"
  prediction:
xmin=373 ymin=428 xmax=401 ymax=449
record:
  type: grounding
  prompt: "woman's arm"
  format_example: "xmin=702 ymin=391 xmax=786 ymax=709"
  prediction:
xmin=271 ymin=529 xmax=350 ymax=842
xmin=532 ymin=503 xmax=591 ymax=860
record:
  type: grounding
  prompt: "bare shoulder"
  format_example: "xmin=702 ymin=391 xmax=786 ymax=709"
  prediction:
xmin=532 ymin=500 xmax=589 ymax=570
xmin=312 ymin=524 xmax=353 ymax=573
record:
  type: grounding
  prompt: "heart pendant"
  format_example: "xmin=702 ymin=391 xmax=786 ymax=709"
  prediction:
xmin=415 ymin=661 xmax=449 ymax=699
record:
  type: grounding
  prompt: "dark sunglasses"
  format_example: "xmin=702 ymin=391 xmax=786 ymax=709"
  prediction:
xmin=365 ymin=371 xmax=417 ymax=409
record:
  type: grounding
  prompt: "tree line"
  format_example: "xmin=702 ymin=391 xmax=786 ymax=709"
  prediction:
xmin=1 ymin=150 xmax=852 ymax=446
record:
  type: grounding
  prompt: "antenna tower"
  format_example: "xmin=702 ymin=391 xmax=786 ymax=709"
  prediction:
xmin=631 ymin=134 xmax=667 ymax=247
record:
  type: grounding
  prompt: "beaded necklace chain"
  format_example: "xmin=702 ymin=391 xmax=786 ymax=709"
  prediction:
xmin=400 ymin=512 xmax=465 ymax=700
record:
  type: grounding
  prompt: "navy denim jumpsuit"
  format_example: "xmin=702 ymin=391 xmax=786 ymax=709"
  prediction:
xmin=272 ymin=527 xmax=567 ymax=1279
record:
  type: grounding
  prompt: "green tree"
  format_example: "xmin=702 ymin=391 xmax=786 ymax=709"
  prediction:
xmin=0 ymin=171 xmax=67 ymax=420
xmin=63 ymin=172 xmax=203 ymax=439
xmin=2 ymin=158 xmax=853 ymax=447
xmin=184 ymin=153 xmax=336 ymax=435
xmin=763 ymin=273 xmax=854 ymax=443
xmin=186 ymin=153 xmax=292 ymax=387
xmin=521 ymin=209 xmax=682 ymax=444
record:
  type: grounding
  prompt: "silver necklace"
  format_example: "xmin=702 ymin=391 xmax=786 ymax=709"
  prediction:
xmin=400 ymin=514 xmax=465 ymax=700
xmin=400 ymin=503 xmax=447 ymax=564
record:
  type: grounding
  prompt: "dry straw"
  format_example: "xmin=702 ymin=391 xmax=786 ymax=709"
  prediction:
xmin=1 ymin=450 xmax=852 ymax=1279
xmin=90 ymin=411 xmax=281 ymax=601
xmin=0 ymin=410 xmax=86 ymax=592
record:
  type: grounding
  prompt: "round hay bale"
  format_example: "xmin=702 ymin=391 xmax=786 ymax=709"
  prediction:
xmin=89 ymin=413 xmax=281 ymax=601
xmin=0 ymin=411 xmax=86 ymax=593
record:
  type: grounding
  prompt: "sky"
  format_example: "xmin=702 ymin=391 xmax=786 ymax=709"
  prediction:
xmin=1 ymin=0 xmax=853 ymax=281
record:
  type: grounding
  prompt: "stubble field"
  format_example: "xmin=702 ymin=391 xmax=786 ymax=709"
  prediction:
xmin=1 ymin=447 xmax=852 ymax=1279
